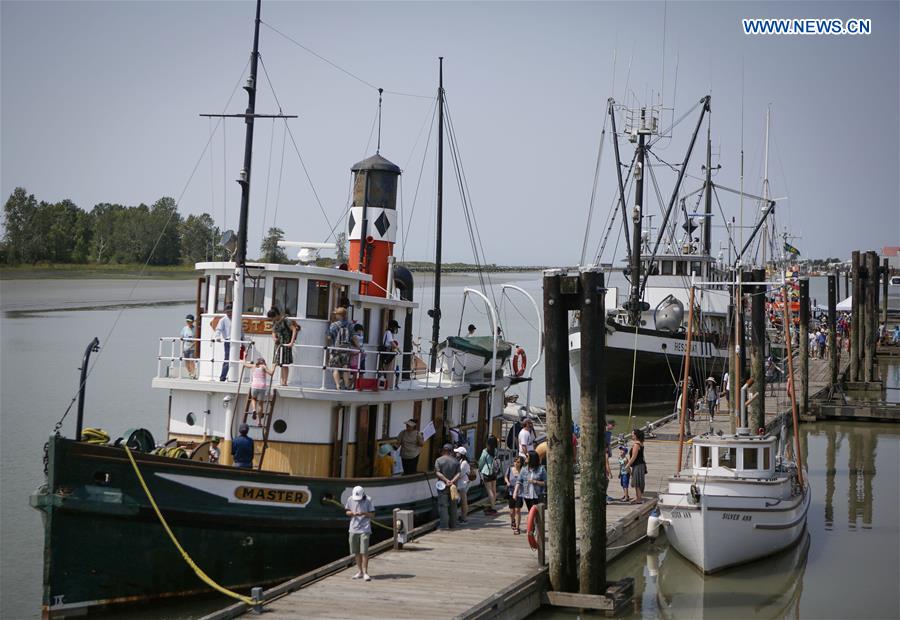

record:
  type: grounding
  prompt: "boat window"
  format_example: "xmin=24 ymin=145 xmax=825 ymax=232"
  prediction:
xmin=743 ymin=447 xmax=759 ymax=469
xmin=306 ymin=280 xmax=330 ymax=319
xmin=661 ymin=260 xmax=673 ymax=275
xmin=333 ymin=284 xmax=350 ymax=313
xmin=273 ymin=419 xmax=287 ymax=434
xmin=690 ymin=261 xmax=702 ymax=276
xmin=362 ymin=308 xmax=372 ymax=344
xmin=198 ymin=277 xmax=208 ymax=315
xmin=718 ymin=447 xmax=736 ymax=469
xmin=763 ymin=447 xmax=771 ymax=469
xmin=272 ymin=278 xmax=298 ymax=317
xmin=215 ymin=276 xmax=233 ymax=313
xmin=243 ymin=274 xmax=265 ymax=314
xmin=675 ymin=260 xmax=687 ymax=275
xmin=698 ymin=445 xmax=712 ymax=467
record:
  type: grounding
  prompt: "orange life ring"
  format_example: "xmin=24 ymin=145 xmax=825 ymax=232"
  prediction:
xmin=512 ymin=347 xmax=527 ymax=377
xmin=526 ymin=504 xmax=540 ymax=550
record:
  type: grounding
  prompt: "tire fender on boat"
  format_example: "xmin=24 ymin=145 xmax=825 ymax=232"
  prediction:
xmin=513 ymin=347 xmax=527 ymax=377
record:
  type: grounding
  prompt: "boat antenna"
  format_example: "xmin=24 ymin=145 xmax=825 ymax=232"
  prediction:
xmin=428 ymin=57 xmax=444 ymax=372
xmin=376 ymin=87 xmax=384 ymax=154
xmin=627 ymin=107 xmax=648 ymax=327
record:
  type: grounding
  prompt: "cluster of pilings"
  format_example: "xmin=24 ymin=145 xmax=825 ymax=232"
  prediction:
xmin=847 ymin=250 xmax=887 ymax=387
xmin=541 ymin=268 xmax=632 ymax=613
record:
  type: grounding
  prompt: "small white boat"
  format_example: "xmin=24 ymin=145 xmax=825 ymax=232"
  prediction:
xmin=654 ymin=431 xmax=810 ymax=573
xmin=438 ymin=335 xmax=512 ymax=378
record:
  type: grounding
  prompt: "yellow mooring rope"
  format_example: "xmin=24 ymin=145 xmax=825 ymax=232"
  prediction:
xmin=123 ymin=446 xmax=255 ymax=606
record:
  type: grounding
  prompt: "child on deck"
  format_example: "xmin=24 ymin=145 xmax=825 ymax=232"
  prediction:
xmin=244 ymin=357 xmax=274 ymax=419
xmin=617 ymin=445 xmax=632 ymax=502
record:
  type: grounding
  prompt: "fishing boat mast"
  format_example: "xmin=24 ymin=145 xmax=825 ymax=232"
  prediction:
xmin=428 ymin=58 xmax=445 ymax=371
xmin=627 ymin=109 xmax=648 ymax=327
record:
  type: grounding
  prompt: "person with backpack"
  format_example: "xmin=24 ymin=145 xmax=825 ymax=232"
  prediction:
xmin=478 ymin=435 xmax=501 ymax=516
xmin=506 ymin=413 xmax=524 ymax=451
xmin=327 ymin=307 xmax=353 ymax=389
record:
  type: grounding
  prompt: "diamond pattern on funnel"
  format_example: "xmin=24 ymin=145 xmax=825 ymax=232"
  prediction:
xmin=348 ymin=212 xmax=356 ymax=236
xmin=374 ymin=212 xmax=390 ymax=237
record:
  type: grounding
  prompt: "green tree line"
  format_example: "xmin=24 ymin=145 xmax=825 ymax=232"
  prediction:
xmin=1 ymin=187 xmax=289 ymax=266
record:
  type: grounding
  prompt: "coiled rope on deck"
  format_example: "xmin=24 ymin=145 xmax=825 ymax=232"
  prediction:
xmin=123 ymin=446 xmax=255 ymax=606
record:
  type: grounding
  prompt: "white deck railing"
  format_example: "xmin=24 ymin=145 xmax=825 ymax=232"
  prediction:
xmin=157 ymin=336 xmax=470 ymax=392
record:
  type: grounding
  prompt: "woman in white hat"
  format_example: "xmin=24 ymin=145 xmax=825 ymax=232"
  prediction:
xmin=344 ymin=486 xmax=374 ymax=581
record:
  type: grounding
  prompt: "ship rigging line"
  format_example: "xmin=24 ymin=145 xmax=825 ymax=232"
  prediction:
xmin=259 ymin=20 xmax=433 ymax=100
xmin=578 ymin=113 xmax=609 ymax=266
xmin=401 ymin=98 xmax=438 ymax=261
xmin=51 ymin=60 xmax=252 ymax=431
xmin=444 ymin=95 xmax=499 ymax=313
xmin=258 ymin=55 xmax=337 ymax=239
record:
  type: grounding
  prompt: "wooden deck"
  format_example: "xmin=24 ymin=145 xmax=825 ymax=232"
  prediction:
xmin=203 ymin=358 xmax=835 ymax=620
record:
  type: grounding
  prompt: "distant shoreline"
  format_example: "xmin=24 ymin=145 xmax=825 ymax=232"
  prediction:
xmin=0 ymin=262 xmax=548 ymax=280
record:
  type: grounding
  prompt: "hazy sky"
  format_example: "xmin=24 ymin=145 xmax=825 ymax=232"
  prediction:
xmin=2 ymin=1 xmax=898 ymax=265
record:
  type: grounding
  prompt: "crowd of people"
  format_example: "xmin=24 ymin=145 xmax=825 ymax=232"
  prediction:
xmin=179 ymin=303 xmax=403 ymax=391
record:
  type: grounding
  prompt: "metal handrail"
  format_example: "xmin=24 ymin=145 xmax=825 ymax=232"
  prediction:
xmin=156 ymin=336 xmax=465 ymax=391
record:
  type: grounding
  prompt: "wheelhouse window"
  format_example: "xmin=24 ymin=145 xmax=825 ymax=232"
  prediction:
xmin=762 ymin=447 xmax=771 ymax=469
xmin=698 ymin=445 xmax=712 ymax=468
xmin=306 ymin=280 xmax=330 ymax=319
xmin=690 ymin=261 xmax=702 ymax=276
xmin=675 ymin=260 xmax=687 ymax=275
xmin=661 ymin=260 xmax=674 ymax=275
xmin=243 ymin=273 xmax=265 ymax=314
xmin=362 ymin=308 xmax=371 ymax=344
xmin=718 ymin=447 xmax=736 ymax=469
xmin=743 ymin=447 xmax=759 ymax=470
xmin=215 ymin=276 xmax=233 ymax=313
xmin=273 ymin=278 xmax=299 ymax=317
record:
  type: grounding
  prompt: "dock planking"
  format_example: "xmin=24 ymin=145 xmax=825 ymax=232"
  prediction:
xmin=204 ymin=358 xmax=836 ymax=620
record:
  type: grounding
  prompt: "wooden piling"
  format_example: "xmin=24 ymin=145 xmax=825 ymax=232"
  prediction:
xmin=850 ymin=251 xmax=861 ymax=382
xmin=542 ymin=270 xmax=577 ymax=593
xmin=864 ymin=252 xmax=876 ymax=382
xmin=577 ymin=268 xmax=606 ymax=595
xmin=750 ymin=269 xmax=766 ymax=431
xmin=883 ymin=258 xmax=890 ymax=325
xmin=827 ymin=274 xmax=838 ymax=385
xmin=798 ymin=278 xmax=809 ymax=418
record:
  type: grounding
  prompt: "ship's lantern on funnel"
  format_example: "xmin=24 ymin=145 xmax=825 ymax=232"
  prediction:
xmin=348 ymin=153 xmax=401 ymax=297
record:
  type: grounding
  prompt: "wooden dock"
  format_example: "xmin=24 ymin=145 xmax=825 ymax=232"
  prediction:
xmin=203 ymin=358 xmax=836 ymax=620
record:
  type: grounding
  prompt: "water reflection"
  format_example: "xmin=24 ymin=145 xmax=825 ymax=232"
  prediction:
xmin=822 ymin=424 xmax=878 ymax=530
xmin=656 ymin=531 xmax=810 ymax=620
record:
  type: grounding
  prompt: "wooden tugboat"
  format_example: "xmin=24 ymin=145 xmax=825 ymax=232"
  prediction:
xmin=31 ymin=3 xmax=532 ymax=615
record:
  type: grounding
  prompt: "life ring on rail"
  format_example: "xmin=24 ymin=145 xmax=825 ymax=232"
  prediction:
xmin=526 ymin=504 xmax=540 ymax=550
xmin=757 ymin=427 xmax=766 ymax=436
xmin=512 ymin=347 xmax=527 ymax=377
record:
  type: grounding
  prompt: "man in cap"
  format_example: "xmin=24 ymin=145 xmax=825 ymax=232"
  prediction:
xmin=345 ymin=485 xmax=374 ymax=581
xmin=397 ymin=419 xmax=424 ymax=475
xmin=232 ymin=423 xmax=253 ymax=468
xmin=181 ymin=314 xmax=197 ymax=378
xmin=434 ymin=443 xmax=460 ymax=529
xmin=518 ymin=417 xmax=535 ymax=458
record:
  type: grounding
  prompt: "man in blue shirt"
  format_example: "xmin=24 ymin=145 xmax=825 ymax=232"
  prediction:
xmin=232 ymin=423 xmax=254 ymax=468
